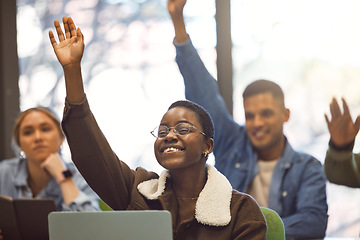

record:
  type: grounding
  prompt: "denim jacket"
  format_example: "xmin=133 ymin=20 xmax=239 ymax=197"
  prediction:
xmin=0 ymin=157 xmax=99 ymax=211
xmin=174 ymin=38 xmax=328 ymax=239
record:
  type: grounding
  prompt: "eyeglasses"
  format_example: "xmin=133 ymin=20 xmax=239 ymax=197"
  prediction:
xmin=151 ymin=122 xmax=206 ymax=139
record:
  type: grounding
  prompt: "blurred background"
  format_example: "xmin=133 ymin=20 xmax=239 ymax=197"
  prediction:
xmin=3 ymin=0 xmax=360 ymax=237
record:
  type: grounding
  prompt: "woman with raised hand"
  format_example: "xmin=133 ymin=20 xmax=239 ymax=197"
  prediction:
xmin=49 ymin=16 xmax=266 ymax=239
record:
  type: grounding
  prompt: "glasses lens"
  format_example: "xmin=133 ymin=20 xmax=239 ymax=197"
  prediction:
xmin=151 ymin=123 xmax=193 ymax=138
xmin=174 ymin=123 xmax=191 ymax=135
xmin=157 ymin=126 xmax=169 ymax=138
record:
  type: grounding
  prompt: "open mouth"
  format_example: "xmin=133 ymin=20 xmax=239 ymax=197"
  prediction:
xmin=161 ymin=146 xmax=185 ymax=153
xmin=252 ymin=128 xmax=268 ymax=139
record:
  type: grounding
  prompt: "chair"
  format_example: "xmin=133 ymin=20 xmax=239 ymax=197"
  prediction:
xmin=260 ymin=207 xmax=285 ymax=240
xmin=99 ymin=199 xmax=113 ymax=211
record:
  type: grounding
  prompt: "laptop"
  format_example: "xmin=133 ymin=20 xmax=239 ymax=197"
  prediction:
xmin=48 ymin=210 xmax=173 ymax=240
xmin=0 ymin=194 xmax=56 ymax=240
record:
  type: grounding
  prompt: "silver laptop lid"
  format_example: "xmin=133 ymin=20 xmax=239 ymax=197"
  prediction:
xmin=48 ymin=210 xmax=173 ymax=240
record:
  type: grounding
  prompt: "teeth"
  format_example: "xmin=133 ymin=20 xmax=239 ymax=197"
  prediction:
xmin=254 ymin=131 xmax=265 ymax=137
xmin=164 ymin=147 xmax=181 ymax=153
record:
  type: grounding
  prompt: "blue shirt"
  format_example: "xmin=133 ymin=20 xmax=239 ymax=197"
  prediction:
xmin=174 ymin=39 xmax=328 ymax=239
xmin=0 ymin=157 xmax=99 ymax=211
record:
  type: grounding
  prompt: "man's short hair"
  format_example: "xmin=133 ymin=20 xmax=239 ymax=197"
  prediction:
xmin=242 ymin=79 xmax=284 ymax=102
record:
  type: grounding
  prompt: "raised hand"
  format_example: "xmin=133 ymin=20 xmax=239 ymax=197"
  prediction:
xmin=49 ymin=16 xmax=85 ymax=104
xmin=49 ymin=16 xmax=84 ymax=68
xmin=168 ymin=0 xmax=189 ymax=43
xmin=168 ymin=0 xmax=187 ymax=19
xmin=325 ymin=97 xmax=360 ymax=147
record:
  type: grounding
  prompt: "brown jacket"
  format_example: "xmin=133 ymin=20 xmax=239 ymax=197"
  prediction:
xmin=62 ymin=97 xmax=266 ymax=240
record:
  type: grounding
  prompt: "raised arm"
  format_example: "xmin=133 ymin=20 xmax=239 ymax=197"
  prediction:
xmin=168 ymin=0 xmax=189 ymax=44
xmin=49 ymin=17 xmax=139 ymax=209
xmin=49 ymin=16 xmax=85 ymax=104
xmin=325 ymin=97 xmax=360 ymax=147
xmin=168 ymin=0 xmax=243 ymax=165
xmin=324 ymin=97 xmax=360 ymax=187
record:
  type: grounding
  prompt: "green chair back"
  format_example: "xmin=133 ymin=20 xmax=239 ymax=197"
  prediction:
xmin=99 ymin=199 xmax=113 ymax=211
xmin=260 ymin=207 xmax=285 ymax=240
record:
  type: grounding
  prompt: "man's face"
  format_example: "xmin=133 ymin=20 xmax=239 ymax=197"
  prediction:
xmin=243 ymin=92 xmax=290 ymax=157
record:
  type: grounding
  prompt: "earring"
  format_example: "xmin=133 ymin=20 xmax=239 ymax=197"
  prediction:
xmin=203 ymin=152 xmax=208 ymax=158
xmin=19 ymin=150 xmax=26 ymax=159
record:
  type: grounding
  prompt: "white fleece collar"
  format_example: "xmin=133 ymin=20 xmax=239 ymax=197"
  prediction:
xmin=137 ymin=165 xmax=232 ymax=226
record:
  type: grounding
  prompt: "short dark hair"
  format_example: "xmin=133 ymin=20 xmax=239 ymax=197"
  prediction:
xmin=168 ymin=100 xmax=214 ymax=139
xmin=243 ymin=79 xmax=284 ymax=102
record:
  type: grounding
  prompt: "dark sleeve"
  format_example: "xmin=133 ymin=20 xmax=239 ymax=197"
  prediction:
xmin=61 ymin=96 xmax=135 ymax=210
xmin=324 ymin=144 xmax=360 ymax=188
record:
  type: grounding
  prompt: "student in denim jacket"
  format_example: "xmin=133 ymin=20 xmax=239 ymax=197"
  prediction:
xmin=168 ymin=0 xmax=328 ymax=239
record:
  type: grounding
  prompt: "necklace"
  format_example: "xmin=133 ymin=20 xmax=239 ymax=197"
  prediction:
xmin=176 ymin=197 xmax=198 ymax=200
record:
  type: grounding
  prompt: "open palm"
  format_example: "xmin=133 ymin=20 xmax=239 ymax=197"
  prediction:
xmin=325 ymin=98 xmax=360 ymax=146
xmin=49 ymin=17 xmax=84 ymax=67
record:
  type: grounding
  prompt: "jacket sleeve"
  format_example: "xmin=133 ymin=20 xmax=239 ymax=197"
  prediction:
xmin=324 ymin=145 xmax=360 ymax=188
xmin=281 ymin=157 xmax=328 ymax=239
xmin=61 ymin=96 xmax=136 ymax=210
xmin=174 ymin=39 xmax=243 ymax=160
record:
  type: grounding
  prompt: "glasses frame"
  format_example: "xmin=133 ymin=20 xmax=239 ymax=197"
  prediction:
xmin=151 ymin=123 xmax=206 ymax=139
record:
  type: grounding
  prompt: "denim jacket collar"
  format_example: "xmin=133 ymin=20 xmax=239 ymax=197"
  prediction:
xmin=277 ymin=138 xmax=295 ymax=169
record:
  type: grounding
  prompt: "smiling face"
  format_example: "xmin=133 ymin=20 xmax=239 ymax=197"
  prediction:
xmin=154 ymin=107 xmax=213 ymax=171
xmin=18 ymin=111 xmax=64 ymax=164
xmin=244 ymin=92 xmax=290 ymax=159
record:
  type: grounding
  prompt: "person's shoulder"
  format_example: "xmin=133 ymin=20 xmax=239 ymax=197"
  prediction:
xmin=293 ymin=150 xmax=322 ymax=165
xmin=230 ymin=190 xmax=266 ymax=221
xmin=0 ymin=157 xmax=21 ymax=174
xmin=0 ymin=157 xmax=21 ymax=167
xmin=287 ymin=150 xmax=325 ymax=178
xmin=231 ymin=189 xmax=258 ymax=204
xmin=284 ymin=141 xmax=321 ymax=165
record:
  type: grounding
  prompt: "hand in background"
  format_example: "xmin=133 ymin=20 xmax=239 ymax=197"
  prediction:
xmin=41 ymin=152 xmax=79 ymax=204
xmin=168 ymin=0 xmax=187 ymax=19
xmin=325 ymin=97 xmax=360 ymax=147
xmin=41 ymin=153 xmax=66 ymax=184
xmin=168 ymin=0 xmax=189 ymax=44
